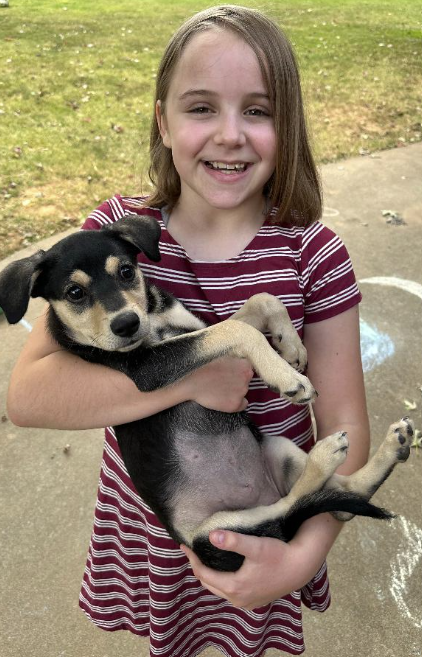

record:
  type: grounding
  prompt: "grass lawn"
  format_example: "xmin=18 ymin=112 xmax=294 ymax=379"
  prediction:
xmin=0 ymin=0 xmax=421 ymax=258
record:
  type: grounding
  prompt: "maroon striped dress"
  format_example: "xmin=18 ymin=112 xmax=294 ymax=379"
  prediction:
xmin=79 ymin=195 xmax=362 ymax=656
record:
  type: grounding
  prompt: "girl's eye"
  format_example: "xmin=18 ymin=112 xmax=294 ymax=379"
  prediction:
xmin=189 ymin=106 xmax=211 ymax=114
xmin=246 ymin=107 xmax=270 ymax=117
xmin=119 ymin=264 xmax=135 ymax=281
xmin=66 ymin=285 xmax=86 ymax=302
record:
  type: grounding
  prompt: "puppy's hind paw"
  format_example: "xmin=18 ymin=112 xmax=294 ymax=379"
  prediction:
xmin=309 ymin=431 xmax=349 ymax=477
xmin=386 ymin=417 xmax=413 ymax=462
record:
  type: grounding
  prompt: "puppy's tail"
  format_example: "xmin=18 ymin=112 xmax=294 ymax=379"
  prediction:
xmin=281 ymin=488 xmax=394 ymax=542
xmin=191 ymin=489 xmax=393 ymax=572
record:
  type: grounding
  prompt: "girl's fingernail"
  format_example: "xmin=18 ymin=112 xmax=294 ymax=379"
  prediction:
xmin=211 ymin=531 xmax=225 ymax=545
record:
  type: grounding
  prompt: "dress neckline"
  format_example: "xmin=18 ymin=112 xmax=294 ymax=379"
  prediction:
xmin=159 ymin=206 xmax=271 ymax=265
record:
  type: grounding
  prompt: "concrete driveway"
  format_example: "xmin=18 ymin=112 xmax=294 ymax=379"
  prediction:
xmin=1 ymin=143 xmax=421 ymax=657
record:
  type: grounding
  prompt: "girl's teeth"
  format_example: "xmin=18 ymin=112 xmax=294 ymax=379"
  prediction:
xmin=206 ymin=161 xmax=247 ymax=173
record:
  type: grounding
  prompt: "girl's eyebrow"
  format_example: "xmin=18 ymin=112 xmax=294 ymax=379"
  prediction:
xmin=177 ymin=89 xmax=270 ymax=101
xmin=178 ymin=89 xmax=216 ymax=101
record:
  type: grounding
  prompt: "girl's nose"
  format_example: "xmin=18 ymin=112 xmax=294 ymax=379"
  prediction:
xmin=213 ymin=112 xmax=246 ymax=148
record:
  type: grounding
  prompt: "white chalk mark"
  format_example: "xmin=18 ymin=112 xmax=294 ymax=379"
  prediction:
xmin=19 ymin=318 xmax=33 ymax=332
xmin=389 ymin=517 xmax=422 ymax=628
xmin=322 ymin=206 xmax=340 ymax=217
xmin=360 ymin=275 xmax=422 ymax=627
xmin=360 ymin=276 xmax=422 ymax=301
xmin=360 ymin=320 xmax=395 ymax=372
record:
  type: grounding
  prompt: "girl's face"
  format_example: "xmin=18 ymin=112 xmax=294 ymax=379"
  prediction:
xmin=157 ymin=29 xmax=276 ymax=215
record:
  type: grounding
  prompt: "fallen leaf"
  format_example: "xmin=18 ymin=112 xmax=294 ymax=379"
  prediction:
xmin=403 ymin=399 xmax=417 ymax=411
xmin=383 ymin=209 xmax=406 ymax=225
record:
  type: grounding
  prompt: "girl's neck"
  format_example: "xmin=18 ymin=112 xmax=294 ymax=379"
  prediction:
xmin=167 ymin=196 xmax=268 ymax=261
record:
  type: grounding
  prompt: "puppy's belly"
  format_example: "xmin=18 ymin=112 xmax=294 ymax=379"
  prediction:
xmin=171 ymin=427 xmax=280 ymax=533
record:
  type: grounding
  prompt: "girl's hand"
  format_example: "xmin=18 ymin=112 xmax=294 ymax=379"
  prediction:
xmin=181 ymin=529 xmax=322 ymax=610
xmin=183 ymin=357 xmax=254 ymax=413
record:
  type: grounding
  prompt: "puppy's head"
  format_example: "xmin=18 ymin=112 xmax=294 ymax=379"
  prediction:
xmin=0 ymin=213 xmax=161 ymax=351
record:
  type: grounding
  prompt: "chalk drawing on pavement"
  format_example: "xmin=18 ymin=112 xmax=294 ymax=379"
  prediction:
xmin=322 ymin=206 xmax=340 ymax=218
xmin=359 ymin=275 xmax=422 ymax=372
xmin=389 ymin=516 xmax=422 ymax=629
xmin=360 ymin=320 xmax=395 ymax=372
xmin=360 ymin=276 xmax=422 ymax=302
xmin=360 ymin=275 xmax=422 ymax=628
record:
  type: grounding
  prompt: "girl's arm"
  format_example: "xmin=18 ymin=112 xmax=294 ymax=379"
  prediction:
xmin=182 ymin=305 xmax=369 ymax=609
xmin=304 ymin=304 xmax=370 ymax=474
xmin=7 ymin=310 xmax=253 ymax=430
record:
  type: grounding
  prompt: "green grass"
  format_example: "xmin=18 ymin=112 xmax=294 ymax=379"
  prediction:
xmin=0 ymin=0 xmax=421 ymax=258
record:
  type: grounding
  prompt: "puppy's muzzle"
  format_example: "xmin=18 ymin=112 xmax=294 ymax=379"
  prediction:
xmin=111 ymin=311 xmax=141 ymax=338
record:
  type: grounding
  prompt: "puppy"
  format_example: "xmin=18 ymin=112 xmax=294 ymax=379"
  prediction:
xmin=0 ymin=214 xmax=412 ymax=571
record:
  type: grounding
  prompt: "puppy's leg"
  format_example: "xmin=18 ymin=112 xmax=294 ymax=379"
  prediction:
xmin=231 ymin=293 xmax=307 ymax=371
xmin=327 ymin=418 xmax=413 ymax=507
xmin=128 ymin=319 xmax=316 ymax=405
xmin=198 ymin=319 xmax=315 ymax=404
xmin=261 ymin=435 xmax=308 ymax=497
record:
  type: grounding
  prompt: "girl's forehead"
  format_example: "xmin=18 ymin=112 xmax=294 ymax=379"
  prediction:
xmin=168 ymin=28 xmax=266 ymax=96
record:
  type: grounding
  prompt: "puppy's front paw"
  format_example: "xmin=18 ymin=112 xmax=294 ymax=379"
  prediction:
xmin=385 ymin=417 xmax=413 ymax=462
xmin=272 ymin=333 xmax=308 ymax=372
xmin=281 ymin=371 xmax=317 ymax=405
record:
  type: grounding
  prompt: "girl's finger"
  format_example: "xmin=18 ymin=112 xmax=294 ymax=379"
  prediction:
xmin=181 ymin=544 xmax=240 ymax=593
xmin=208 ymin=530 xmax=263 ymax=563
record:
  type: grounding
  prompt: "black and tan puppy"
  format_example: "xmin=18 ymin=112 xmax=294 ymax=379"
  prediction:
xmin=0 ymin=214 xmax=413 ymax=571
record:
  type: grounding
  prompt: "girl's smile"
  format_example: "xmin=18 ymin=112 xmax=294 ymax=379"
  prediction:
xmin=202 ymin=159 xmax=251 ymax=182
xmin=156 ymin=29 xmax=276 ymax=217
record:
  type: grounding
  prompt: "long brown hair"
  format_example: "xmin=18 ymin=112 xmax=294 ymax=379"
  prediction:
xmin=146 ymin=5 xmax=322 ymax=227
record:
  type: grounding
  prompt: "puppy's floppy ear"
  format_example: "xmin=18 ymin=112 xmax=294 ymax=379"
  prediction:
xmin=0 ymin=250 xmax=46 ymax=324
xmin=105 ymin=213 xmax=161 ymax=262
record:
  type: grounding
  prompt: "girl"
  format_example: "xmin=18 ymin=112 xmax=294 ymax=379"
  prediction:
xmin=7 ymin=5 xmax=370 ymax=656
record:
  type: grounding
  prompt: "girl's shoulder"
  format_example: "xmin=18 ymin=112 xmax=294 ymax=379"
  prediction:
xmin=265 ymin=219 xmax=343 ymax=255
xmin=300 ymin=220 xmax=340 ymax=248
xmin=292 ymin=220 xmax=350 ymax=265
xmin=82 ymin=195 xmax=162 ymax=230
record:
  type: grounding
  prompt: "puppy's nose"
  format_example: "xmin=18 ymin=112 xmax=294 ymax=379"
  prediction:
xmin=110 ymin=312 xmax=140 ymax=337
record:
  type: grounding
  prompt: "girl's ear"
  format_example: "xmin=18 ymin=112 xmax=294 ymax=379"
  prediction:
xmin=156 ymin=100 xmax=172 ymax=149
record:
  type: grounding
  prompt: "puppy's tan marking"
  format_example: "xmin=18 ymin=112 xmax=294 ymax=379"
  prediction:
xmin=71 ymin=270 xmax=92 ymax=287
xmin=122 ymin=284 xmax=147 ymax=312
xmin=105 ymin=256 xmax=120 ymax=277
xmin=51 ymin=299 xmax=109 ymax=348
xmin=90 ymin=299 xmax=108 ymax=342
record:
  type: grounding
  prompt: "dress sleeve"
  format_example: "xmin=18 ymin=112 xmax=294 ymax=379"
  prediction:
xmin=81 ymin=195 xmax=127 ymax=231
xmin=81 ymin=195 xmax=160 ymax=231
xmin=300 ymin=222 xmax=362 ymax=324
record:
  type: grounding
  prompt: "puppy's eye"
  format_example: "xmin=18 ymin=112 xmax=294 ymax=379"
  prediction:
xmin=66 ymin=285 xmax=86 ymax=302
xmin=119 ymin=264 xmax=135 ymax=281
